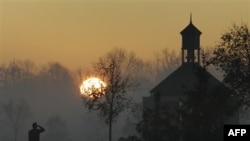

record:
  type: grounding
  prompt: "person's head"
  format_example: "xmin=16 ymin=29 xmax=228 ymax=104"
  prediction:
xmin=32 ymin=122 xmax=37 ymax=129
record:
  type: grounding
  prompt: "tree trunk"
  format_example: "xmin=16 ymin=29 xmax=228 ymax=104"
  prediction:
xmin=109 ymin=89 xmax=115 ymax=141
xmin=14 ymin=127 xmax=17 ymax=141
xmin=108 ymin=104 xmax=113 ymax=141
xmin=109 ymin=118 xmax=112 ymax=141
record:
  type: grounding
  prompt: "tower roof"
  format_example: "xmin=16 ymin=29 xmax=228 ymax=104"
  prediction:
xmin=180 ymin=21 xmax=202 ymax=35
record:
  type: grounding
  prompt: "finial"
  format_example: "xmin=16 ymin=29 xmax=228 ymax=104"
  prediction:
xmin=190 ymin=13 xmax=192 ymax=23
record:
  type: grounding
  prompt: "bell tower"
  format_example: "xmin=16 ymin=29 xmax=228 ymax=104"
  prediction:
xmin=180 ymin=14 xmax=202 ymax=64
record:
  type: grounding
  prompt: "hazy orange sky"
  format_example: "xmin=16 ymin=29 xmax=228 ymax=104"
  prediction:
xmin=0 ymin=0 xmax=249 ymax=70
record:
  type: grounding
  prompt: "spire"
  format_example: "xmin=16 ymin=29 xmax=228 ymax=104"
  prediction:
xmin=190 ymin=13 xmax=192 ymax=24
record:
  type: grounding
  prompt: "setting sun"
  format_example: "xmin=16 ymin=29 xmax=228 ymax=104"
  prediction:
xmin=80 ymin=77 xmax=107 ymax=98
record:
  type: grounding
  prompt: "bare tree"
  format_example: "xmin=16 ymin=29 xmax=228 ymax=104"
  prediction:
xmin=0 ymin=61 xmax=80 ymax=141
xmin=0 ymin=60 xmax=35 ymax=141
xmin=38 ymin=62 xmax=78 ymax=96
xmin=153 ymin=49 xmax=181 ymax=82
xmin=1 ymin=99 xmax=31 ymax=141
xmin=0 ymin=60 xmax=37 ymax=98
xmin=82 ymin=48 xmax=141 ymax=141
xmin=0 ymin=60 xmax=36 ymax=81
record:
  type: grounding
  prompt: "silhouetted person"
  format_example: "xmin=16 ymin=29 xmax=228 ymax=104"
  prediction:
xmin=29 ymin=122 xmax=45 ymax=141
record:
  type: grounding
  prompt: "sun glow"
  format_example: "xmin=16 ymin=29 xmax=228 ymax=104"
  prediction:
xmin=80 ymin=77 xmax=106 ymax=98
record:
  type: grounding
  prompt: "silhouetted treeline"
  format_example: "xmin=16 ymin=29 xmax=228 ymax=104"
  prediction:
xmin=0 ymin=49 xmax=184 ymax=141
xmin=0 ymin=61 xmax=85 ymax=141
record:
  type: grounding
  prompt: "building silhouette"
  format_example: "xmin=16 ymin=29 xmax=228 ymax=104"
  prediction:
xmin=142 ymin=15 xmax=238 ymax=123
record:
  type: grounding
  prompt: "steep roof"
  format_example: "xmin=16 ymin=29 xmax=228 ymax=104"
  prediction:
xmin=150 ymin=63 xmax=223 ymax=97
xmin=180 ymin=22 xmax=202 ymax=35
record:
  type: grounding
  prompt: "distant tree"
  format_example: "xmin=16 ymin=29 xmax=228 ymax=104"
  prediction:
xmin=179 ymin=65 xmax=235 ymax=141
xmin=38 ymin=62 xmax=77 ymax=92
xmin=82 ymin=48 xmax=141 ymax=141
xmin=44 ymin=115 xmax=68 ymax=141
xmin=154 ymin=48 xmax=181 ymax=74
xmin=0 ymin=61 xmax=79 ymax=141
xmin=210 ymin=24 xmax=250 ymax=109
xmin=0 ymin=60 xmax=37 ymax=97
xmin=0 ymin=60 xmax=35 ymax=141
xmin=1 ymin=99 xmax=31 ymax=141
xmin=37 ymin=62 xmax=79 ymax=107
